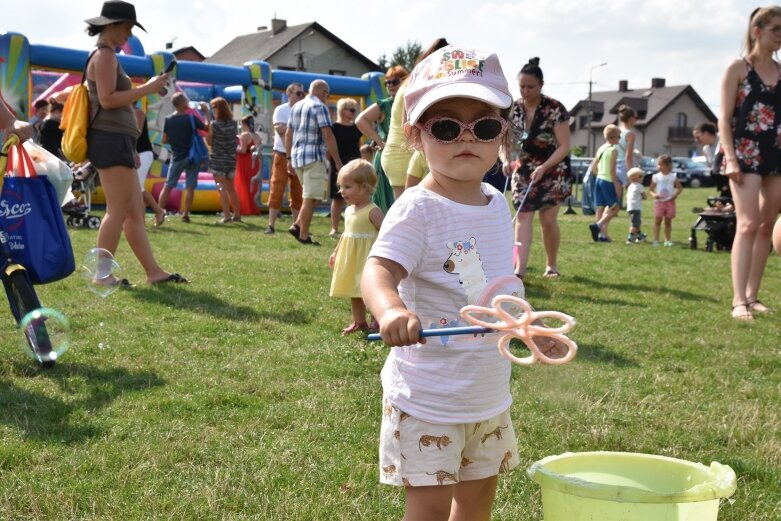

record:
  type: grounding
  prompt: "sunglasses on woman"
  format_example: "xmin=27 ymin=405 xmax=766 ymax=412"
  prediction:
xmin=418 ymin=116 xmax=508 ymax=144
xmin=385 ymin=78 xmax=401 ymax=86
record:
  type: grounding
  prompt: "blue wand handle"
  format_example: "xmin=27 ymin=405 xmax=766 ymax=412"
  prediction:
xmin=367 ymin=325 xmax=493 ymax=342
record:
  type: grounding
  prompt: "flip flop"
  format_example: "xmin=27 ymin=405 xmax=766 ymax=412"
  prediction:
xmin=542 ymin=270 xmax=561 ymax=278
xmin=153 ymin=273 xmax=189 ymax=284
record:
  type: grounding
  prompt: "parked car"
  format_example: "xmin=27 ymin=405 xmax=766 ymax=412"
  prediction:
xmin=639 ymin=156 xmax=657 ymax=186
xmin=570 ymin=156 xmax=594 ymax=183
xmin=672 ymin=157 xmax=712 ymax=188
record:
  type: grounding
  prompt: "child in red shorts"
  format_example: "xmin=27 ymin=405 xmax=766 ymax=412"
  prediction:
xmin=650 ymin=154 xmax=683 ymax=246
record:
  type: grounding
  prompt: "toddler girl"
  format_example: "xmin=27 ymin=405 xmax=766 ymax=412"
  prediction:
xmin=329 ymin=159 xmax=384 ymax=334
xmin=362 ymin=46 xmax=520 ymax=521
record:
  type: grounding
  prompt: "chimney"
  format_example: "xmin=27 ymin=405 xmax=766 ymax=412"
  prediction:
xmin=271 ymin=18 xmax=286 ymax=35
xmin=618 ymin=80 xmax=628 ymax=92
xmin=651 ymin=77 xmax=666 ymax=88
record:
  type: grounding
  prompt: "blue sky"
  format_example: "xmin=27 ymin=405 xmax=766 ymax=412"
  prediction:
xmin=3 ymin=0 xmax=763 ymax=117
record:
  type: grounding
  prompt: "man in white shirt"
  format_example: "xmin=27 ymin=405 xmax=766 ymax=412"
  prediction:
xmin=263 ymin=83 xmax=305 ymax=234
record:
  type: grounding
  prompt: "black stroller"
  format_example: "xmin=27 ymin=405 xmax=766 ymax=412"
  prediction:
xmin=62 ymin=161 xmax=101 ymax=229
xmin=689 ymin=174 xmax=735 ymax=252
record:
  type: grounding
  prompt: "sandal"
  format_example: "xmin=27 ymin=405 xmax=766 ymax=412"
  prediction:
xmin=152 ymin=273 xmax=190 ymax=284
xmin=288 ymin=224 xmax=301 ymax=240
xmin=731 ymin=303 xmax=754 ymax=321
xmin=181 ymin=215 xmax=190 ymax=223
xmin=298 ymin=236 xmax=321 ymax=246
xmin=542 ymin=269 xmax=560 ymax=278
xmin=341 ymin=322 xmax=369 ymax=336
xmin=154 ymin=213 xmax=165 ymax=228
xmin=748 ymin=300 xmax=771 ymax=314
xmin=94 ymin=277 xmax=134 ymax=288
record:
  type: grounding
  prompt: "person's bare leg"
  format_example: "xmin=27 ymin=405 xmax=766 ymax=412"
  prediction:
xmin=183 ymin=187 xmax=195 ymax=219
xmin=729 ymin=175 xmax=762 ymax=318
xmin=97 ymin=166 xmax=168 ymax=282
xmin=330 ymin=198 xmax=344 ymax=235
xmin=157 ymin=185 xmax=172 ymax=213
xmin=392 ymin=185 xmax=405 ymax=200
xmin=538 ymin=204 xmax=561 ymax=274
xmin=297 ymin=198 xmax=317 ymax=240
xmin=215 ymin=177 xmax=231 ymax=221
xmin=449 ymin=476 xmax=498 ymax=521
xmin=142 ymin=190 xmax=165 ymax=224
xmin=403 ymin=484 xmax=453 ymax=521
xmin=746 ymin=176 xmax=781 ymax=307
xmin=514 ymin=212 xmax=534 ymax=277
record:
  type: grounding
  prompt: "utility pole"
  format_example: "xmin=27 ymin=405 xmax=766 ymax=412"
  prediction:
xmin=587 ymin=62 xmax=607 ymax=157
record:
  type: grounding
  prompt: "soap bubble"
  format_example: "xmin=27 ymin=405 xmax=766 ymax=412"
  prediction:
xmin=19 ymin=308 xmax=70 ymax=365
xmin=81 ymin=248 xmax=123 ymax=298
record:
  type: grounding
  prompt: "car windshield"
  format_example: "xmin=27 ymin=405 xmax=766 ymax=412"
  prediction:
xmin=674 ymin=158 xmax=699 ymax=168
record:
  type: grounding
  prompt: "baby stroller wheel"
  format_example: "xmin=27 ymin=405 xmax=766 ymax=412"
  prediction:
xmin=689 ymin=234 xmax=697 ymax=249
xmin=706 ymin=238 xmax=714 ymax=252
xmin=66 ymin=216 xmax=75 ymax=227
xmin=87 ymin=216 xmax=101 ymax=229
xmin=3 ymin=266 xmax=54 ymax=367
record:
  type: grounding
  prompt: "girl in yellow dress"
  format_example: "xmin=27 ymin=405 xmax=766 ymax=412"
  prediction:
xmin=329 ymin=159 xmax=385 ymax=335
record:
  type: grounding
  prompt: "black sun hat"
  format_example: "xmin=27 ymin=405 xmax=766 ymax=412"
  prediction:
xmin=85 ymin=1 xmax=147 ymax=33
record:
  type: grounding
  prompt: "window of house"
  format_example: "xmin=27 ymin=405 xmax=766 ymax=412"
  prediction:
xmin=329 ymin=69 xmax=346 ymax=76
xmin=278 ymin=65 xmax=296 ymax=71
xmin=579 ymin=115 xmax=589 ymax=129
xmin=677 ymin=112 xmax=687 ymax=128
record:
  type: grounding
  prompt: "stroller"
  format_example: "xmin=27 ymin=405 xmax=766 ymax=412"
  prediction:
xmin=62 ymin=161 xmax=101 ymax=229
xmin=689 ymin=174 xmax=735 ymax=252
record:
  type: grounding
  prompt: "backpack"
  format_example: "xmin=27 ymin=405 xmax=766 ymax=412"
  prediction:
xmin=59 ymin=49 xmax=100 ymax=163
xmin=188 ymin=114 xmax=209 ymax=170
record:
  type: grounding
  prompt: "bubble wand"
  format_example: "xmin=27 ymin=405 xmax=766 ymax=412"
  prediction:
xmin=367 ymin=276 xmax=577 ymax=365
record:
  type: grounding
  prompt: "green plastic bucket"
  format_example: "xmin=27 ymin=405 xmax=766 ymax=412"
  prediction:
xmin=528 ymin=452 xmax=736 ymax=521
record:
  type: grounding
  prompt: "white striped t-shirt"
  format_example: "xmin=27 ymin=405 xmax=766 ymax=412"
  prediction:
xmin=369 ymin=183 xmax=515 ymax=424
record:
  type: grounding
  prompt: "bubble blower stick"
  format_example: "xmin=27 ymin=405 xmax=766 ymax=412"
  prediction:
xmin=512 ymin=178 xmax=534 ymax=224
xmin=368 ymin=276 xmax=577 ymax=366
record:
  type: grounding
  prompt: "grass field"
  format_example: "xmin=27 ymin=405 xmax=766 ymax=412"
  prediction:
xmin=0 ymin=187 xmax=778 ymax=520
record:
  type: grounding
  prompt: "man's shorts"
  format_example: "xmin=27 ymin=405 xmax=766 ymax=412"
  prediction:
xmin=165 ymin=157 xmax=199 ymax=189
xmin=296 ymin=160 xmax=327 ymax=200
xmin=654 ymin=199 xmax=676 ymax=219
xmin=379 ymin=396 xmax=520 ymax=487
xmin=594 ymin=178 xmax=619 ymax=209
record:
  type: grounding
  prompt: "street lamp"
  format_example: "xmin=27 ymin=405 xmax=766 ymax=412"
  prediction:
xmin=587 ymin=62 xmax=607 ymax=157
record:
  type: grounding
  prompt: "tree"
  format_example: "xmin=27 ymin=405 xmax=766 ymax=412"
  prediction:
xmin=377 ymin=40 xmax=422 ymax=72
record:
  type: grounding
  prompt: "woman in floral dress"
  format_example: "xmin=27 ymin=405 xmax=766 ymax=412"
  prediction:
xmin=505 ymin=57 xmax=572 ymax=279
xmin=719 ymin=5 xmax=781 ymax=320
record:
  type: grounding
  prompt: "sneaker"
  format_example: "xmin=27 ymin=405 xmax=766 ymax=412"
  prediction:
xmin=588 ymin=223 xmax=600 ymax=242
xmin=664 ymin=241 xmax=674 ymax=247
xmin=626 ymin=238 xmax=635 ymax=245
xmin=652 ymin=241 xmax=661 ymax=247
xmin=597 ymin=236 xmax=612 ymax=243
xmin=636 ymin=232 xmax=647 ymax=242
xmin=215 ymin=217 xmax=231 ymax=225
xmin=264 ymin=225 xmax=275 ymax=235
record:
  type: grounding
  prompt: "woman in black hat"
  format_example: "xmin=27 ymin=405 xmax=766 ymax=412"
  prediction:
xmin=85 ymin=1 xmax=188 ymax=284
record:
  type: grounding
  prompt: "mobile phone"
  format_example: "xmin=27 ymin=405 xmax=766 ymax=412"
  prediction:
xmin=164 ymin=60 xmax=177 ymax=74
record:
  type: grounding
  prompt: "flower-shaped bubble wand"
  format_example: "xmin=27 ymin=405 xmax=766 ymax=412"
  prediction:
xmin=368 ymin=293 xmax=577 ymax=366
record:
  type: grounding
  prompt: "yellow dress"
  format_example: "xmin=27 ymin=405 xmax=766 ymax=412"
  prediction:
xmin=330 ymin=203 xmax=379 ymax=298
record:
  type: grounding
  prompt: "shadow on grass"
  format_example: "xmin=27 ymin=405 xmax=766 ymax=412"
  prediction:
xmin=0 ymin=363 xmax=165 ymax=443
xmin=573 ymin=342 xmax=639 ymax=367
xmin=569 ymin=275 xmax=713 ymax=302
xmin=129 ymin=286 xmax=311 ymax=324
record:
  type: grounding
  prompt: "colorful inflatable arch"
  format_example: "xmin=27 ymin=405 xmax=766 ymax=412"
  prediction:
xmin=0 ymin=32 xmax=385 ymax=214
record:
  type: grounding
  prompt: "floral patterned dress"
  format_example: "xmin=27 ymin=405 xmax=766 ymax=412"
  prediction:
xmin=731 ymin=60 xmax=781 ymax=176
xmin=510 ymin=95 xmax=573 ymax=212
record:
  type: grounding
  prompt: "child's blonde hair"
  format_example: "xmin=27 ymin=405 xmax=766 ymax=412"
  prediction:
xmin=604 ymin=124 xmax=620 ymax=139
xmin=627 ymin=167 xmax=643 ymax=181
xmin=337 ymin=159 xmax=378 ymax=195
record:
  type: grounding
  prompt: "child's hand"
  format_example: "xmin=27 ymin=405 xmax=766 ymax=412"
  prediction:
xmin=328 ymin=252 xmax=336 ymax=269
xmin=379 ymin=308 xmax=425 ymax=347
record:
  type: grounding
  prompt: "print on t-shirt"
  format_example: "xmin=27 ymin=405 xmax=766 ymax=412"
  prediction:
xmin=443 ymin=237 xmax=487 ymax=305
